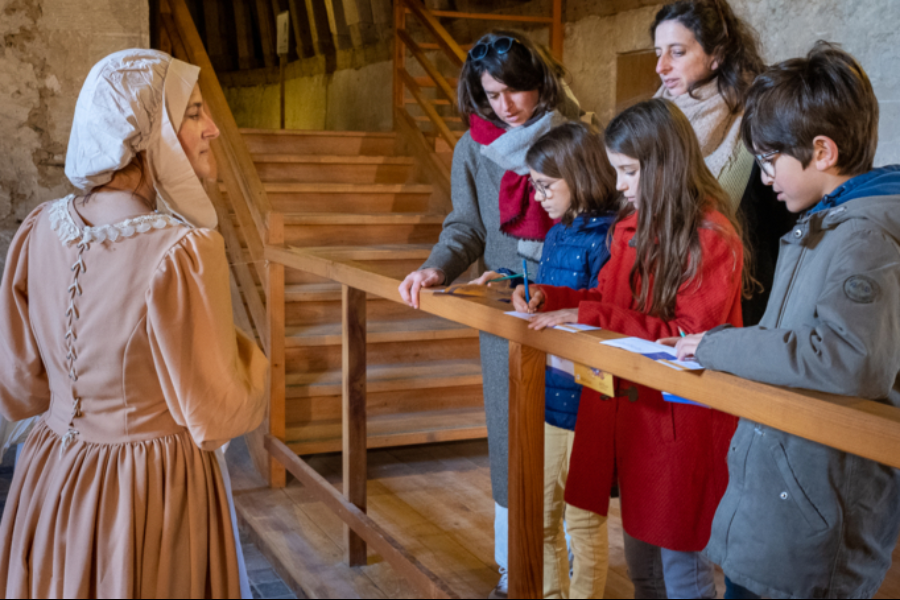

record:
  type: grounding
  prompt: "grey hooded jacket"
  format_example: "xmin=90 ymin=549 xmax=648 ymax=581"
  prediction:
xmin=697 ymin=185 xmax=900 ymax=598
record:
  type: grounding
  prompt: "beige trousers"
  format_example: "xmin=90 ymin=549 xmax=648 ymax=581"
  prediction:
xmin=544 ymin=422 xmax=609 ymax=599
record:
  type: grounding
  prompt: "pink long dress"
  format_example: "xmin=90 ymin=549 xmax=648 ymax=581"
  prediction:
xmin=0 ymin=196 xmax=268 ymax=598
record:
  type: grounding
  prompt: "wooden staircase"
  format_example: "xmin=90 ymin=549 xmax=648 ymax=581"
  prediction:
xmin=230 ymin=129 xmax=486 ymax=456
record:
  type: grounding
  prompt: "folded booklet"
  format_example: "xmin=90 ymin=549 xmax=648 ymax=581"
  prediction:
xmin=600 ymin=337 xmax=704 ymax=371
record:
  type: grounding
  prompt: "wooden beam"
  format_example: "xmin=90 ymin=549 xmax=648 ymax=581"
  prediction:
xmin=266 ymin=213 xmax=286 ymax=488
xmin=340 ymin=0 xmax=376 ymax=47
xmin=402 ymin=0 xmax=465 ymax=68
xmin=550 ymin=0 xmax=564 ymax=60
xmin=303 ymin=0 xmax=334 ymax=55
xmin=233 ymin=0 xmax=257 ymax=70
xmin=254 ymin=0 xmax=278 ymax=67
xmin=399 ymin=68 xmax=458 ymax=152
xmin=264 ymin=246 xmax=900 ymax=473
xmin=265 ymin=435 xmax=459 ymax=598
xmin=397 ymin=29 xmax=457 ymax=105
xmin=507 ymin=341 xmax=545 ymax=599
xmin=202 ymin=0 xmax=228 ymax=71
xmin=322 ymin=0 xmax=352 ymax=50
xmin=342 ymin=285 xmax=368 ymax=566
xmin=286 ymin=0 xmax=313 ymax=58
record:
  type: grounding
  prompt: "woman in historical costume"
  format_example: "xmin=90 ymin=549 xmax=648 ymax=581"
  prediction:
xmin=0 ymin=49 xmax=268 ymax=598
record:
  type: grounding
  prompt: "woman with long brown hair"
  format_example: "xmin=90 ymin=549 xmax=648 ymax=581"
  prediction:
xmin=397 ymin=30 xmax=582 ymax=599
xmin=652 ymin=0 xmax=796 ymax=326
xmin=515 ymin=99 xmax=746 ymax=599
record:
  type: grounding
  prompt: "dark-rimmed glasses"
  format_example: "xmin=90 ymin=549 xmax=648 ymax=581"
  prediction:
xmin=755 ymin=150 xmax=779 ymax=179
xmin=468 ymin=37 xmax=517 ymax=61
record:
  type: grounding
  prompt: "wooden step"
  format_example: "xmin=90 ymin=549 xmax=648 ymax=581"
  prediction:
xmin=240 ymin=129 xmax=398 ymax=156
xmin=251 ymin=154 xmax=415 ymax=185
xmin=285 ymin=317 xmax=478 ymax=348
xmin=282 ymin=212 xmax=445 ymax=226
xmin=287 ymin=337 xmax=480 ymax=372
xmin=224 ymin=182 xmax=435 ymax=214
xmin=277 ymin=212 xmax=444 ymax=247
xmin=285 ymin=359 xmax=482 ymax=398
xmin=286 ymin=406 xmax=487 ymax=455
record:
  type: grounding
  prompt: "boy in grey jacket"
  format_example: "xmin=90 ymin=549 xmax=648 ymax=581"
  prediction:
xmin=674 ymin=42 xmax=900 ymax=599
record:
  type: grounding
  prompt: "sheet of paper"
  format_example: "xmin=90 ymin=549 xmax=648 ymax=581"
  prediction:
xmin=504 ymin=311 xmax=602 ymax=332
xmin=601 ymin=337 xmax=704 ymax=371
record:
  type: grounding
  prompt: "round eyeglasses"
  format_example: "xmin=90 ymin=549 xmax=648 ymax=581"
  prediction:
xmin=468 ymin=37 xmax=517 ymax=62
xmin=755 ymin=150 xmax=779 ymax=179
xmin=530 ymin=177 xmax=557 ymax=198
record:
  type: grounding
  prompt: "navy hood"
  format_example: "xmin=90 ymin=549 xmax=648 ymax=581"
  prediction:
xmin=809 ymin=165 xmax=900 ymax=214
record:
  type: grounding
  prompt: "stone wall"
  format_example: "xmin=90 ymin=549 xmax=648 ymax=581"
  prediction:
xmin=0 ymin=0 xmax=149 ymax=272
xmin=564 ymin=0 xmax=900 ymax=166
xmin=223 ymin=60 xmax=394 ymax=132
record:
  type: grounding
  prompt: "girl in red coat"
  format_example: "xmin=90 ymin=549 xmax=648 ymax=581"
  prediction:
xmin=513 ymin=98 xmax=751 ymax=599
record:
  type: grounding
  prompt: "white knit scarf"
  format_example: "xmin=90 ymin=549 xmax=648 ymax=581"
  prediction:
xmin=655 ymin=79 xmax=743 ymax=178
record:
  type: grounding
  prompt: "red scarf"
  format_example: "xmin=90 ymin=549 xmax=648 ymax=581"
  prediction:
xmin=470 ymin=115 xmax=556 ymax=241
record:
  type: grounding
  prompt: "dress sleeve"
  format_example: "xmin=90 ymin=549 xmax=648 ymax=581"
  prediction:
xmin=147 ymin=229 xmax=268 ymax=451
xmin=578 ymin=227 xmax=743 ymax=339
xmin=0 ymin=206 xmax=51 ymax=420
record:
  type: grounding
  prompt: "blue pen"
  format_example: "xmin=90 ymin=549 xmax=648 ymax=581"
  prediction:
xmin=522 ymin=259 xmax=531 ymax=304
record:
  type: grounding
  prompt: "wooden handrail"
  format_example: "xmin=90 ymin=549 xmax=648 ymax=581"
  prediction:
xmin=399 ymin=68 xmax=458 ymax=150
xmin=268 ymin=244 xmax=900 ymax=598
xmin=397 ymin=29 xmax=457 ymax=105
xmin=267 ymin=245 xmax=900 ymax=471
xmin=401 ymin=0 xmax=466 ymax=68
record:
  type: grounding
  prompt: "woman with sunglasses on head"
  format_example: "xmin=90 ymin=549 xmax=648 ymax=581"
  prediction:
xmin=652 ymin=0 xmax=795 ymax=327
xmin=398 ymin=30 xmax=582 ymax=600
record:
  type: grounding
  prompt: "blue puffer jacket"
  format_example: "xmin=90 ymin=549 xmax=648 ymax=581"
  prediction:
xmin=537 ymin=212 xmax=616 ymax=430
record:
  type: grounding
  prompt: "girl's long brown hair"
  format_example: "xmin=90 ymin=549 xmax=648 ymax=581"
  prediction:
xmin=604 ymin=98 xmax=752 ymax=320
xmin=525 ymin=122 xmax=619 ymax=226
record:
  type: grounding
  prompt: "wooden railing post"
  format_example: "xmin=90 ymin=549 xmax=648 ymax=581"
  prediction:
xmin=343 ymin=285 xmax=368 ymax=566
xmin=550 ymin=0 xmax=564 ymax=60
xmin=267 ymin=213 xmax=287 ymax=488
xmin=392 ymin=0 xmax=407 ymax=127
xmin=508 ymin=341 xmax=546 ymax=599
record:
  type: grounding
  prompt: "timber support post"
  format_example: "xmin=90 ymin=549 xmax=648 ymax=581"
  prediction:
xmin=343 ymin=285 xmax=368 ymax=566
xmin=508 ymin=341 xmax=547 ymax=599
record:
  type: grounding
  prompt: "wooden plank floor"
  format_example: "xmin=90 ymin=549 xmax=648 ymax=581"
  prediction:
xmin=226 ymin=437 xmax=900 ymax=599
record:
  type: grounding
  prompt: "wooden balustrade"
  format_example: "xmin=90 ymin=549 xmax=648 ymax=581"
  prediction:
xmin=265 ymin=244 xmax=900 ymax=598
xmin=159 ymin=0 xmax=287 ymax=486
xmin=392 ymin=0 xmax=564 ymax=158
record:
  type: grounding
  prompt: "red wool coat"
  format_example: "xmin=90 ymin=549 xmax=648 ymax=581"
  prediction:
xmin=538 ymin=210 xmax=743 ymax=552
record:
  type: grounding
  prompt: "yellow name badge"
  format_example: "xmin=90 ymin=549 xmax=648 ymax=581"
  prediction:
xmin=574 ymin=363 xmax=615 ymax=397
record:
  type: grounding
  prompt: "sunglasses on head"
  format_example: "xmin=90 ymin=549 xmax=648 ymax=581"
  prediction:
xmin=468 ymin=36 xmax=517 ymax=61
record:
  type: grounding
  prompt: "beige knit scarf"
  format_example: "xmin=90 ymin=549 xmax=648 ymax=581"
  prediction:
xmin=655 ymin=79 xmax=743 ymax=177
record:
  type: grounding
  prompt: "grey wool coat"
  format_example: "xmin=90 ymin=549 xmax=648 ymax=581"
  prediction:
xmin=697 ymin=191 xmax=900 ymax=599
xmin=420 ymin=107 xmax=578 ymax=508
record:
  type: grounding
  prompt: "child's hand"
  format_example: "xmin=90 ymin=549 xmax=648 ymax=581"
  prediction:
xmin=468 ymin=271 xmax=502 ymax=286
xmin=674 ymin=333 xmax=706 ymax=361
xmin=528 ymin=309 xmax=578 ymax=331
xmin=512 ymin=285 xmax=545 ymax=313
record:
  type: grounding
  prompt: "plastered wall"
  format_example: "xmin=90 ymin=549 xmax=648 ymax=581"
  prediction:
xmin=0 ymin=0 xmax=149 ymax=272
xmin=564 ymin=0 xmax=900 ymax=165
xmin=223 ymin=60 xmax=394 ymax=132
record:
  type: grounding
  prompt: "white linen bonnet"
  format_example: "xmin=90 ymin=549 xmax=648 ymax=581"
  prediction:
xmin=64 ymin=49 xmax=217 ymax=229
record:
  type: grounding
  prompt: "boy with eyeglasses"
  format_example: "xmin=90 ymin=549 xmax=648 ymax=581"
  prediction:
xmin=671 ymin=41 xmax=900 ymax=598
